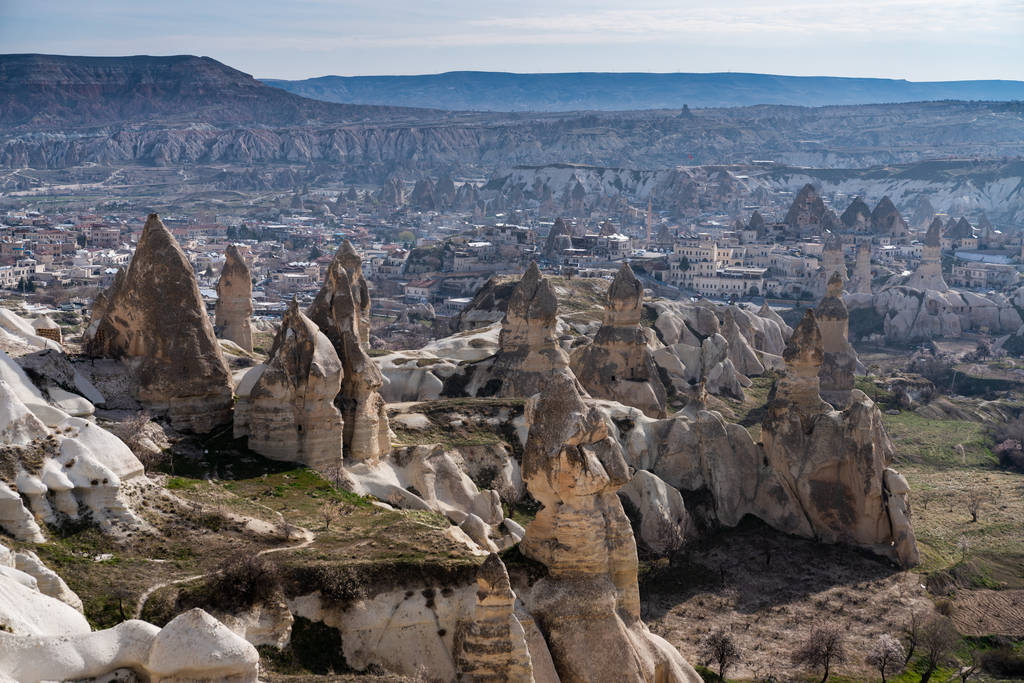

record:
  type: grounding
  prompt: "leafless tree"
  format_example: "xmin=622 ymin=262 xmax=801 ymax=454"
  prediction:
xmin=320 ymin=502 xmax=341 ymax=531
xmin=957 ymin=535 xmax=972 ymax=562
xmin=918 ymin=489 xmax=936 ymax=511
xmin=918 ymin=617 xmax=961 ymax=683
xmin=956 ymin=648 xmax=982 ymax=683
xmin=903 ymin=612 xmax=922 ymax=664
xmin=791 ymin=621 xmax=849 ymax=683
xmin=866 ymin=634 xmax=906 ymax=683
xmin=698 ymin=628 xmax=742 ymax=679
xmin=966 ymin=491 xmax=987 ymax=522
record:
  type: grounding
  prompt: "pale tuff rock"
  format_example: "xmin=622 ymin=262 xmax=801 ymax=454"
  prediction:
xmin=814 ymin=232 xmax=847 ymax=298
xmin=722 ymin=309 xmax=764 ymax=377
xmin=652 ymin=333 xmax=746 ymax=400
xmin=456 ymin=554 xmax=536 ymax=683
xmin=490 ymin=262 xmax=585 ymax=399
xmin=840 ymin=196 xmax=873 ymax=232
xmin=214 ymin=244 xmax=254 ymax=353
xmin=784 ymin=184 xmax=832 ymax=231
xmin=307 ymin=242 xmax=389 ymax=463
xmin=871 ymin=196 xmax=910 ymax=243
xmin=875 ymin=287 xmax=1020 ymax=343
xmin=816 ymin=273 xmax=857 ymax=409
xmin=543 ymin=218 xmax=572 ymax=261
xmin=334 ymin=240 xmax=373 ymax=349
xmin=519 ymin=374 xmax=702 ymax=683
xmin=13 ymin=549 xmax=83 ymax=613
xmin=849 ymin=242 xmax=873 ymax=295
xmin=87 ymin=214 xmax=233 ymax=433
xmin=771 ymin=309 xmax=831 ymax=416
xmin=760 ymin=310 xmax=920 ymax=566
xmin=571 ymin=263 xmax=667 ymax=418
xmin=618 ymin=469 xmax=691 ymax=555
xmin=247 ymin=298 xmax=344 ymax=469
xmin=903 ymin=218 xmax=948 ymax=292
xmin=0 ymin=353 xmax=143 ymax=542
xmin=757 ymin=303 xmax=793 ymax=342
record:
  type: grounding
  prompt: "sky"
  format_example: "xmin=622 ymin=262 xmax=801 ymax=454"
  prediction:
xmin=2 ymin=0 xmax=1023 ymax=82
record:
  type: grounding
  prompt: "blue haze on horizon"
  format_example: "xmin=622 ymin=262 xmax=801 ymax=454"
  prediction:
xmin=1 ymin=0 xmax=1022 ymax=83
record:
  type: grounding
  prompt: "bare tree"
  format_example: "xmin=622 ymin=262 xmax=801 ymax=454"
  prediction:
xmin=791 ymin=621 xmax=849 ymax=683
xmin=320 ymin=501 xmax=341 ymax=531
xmin=866 ymin=634 xmax=906 ymax=683
xmin=957 ymin=535 xmax=972 ymax=562
xmin=903 ymin=612 xmax=922 ymax=664
xmin=965 ymin=491 xmax=987 ymax=522
xmin=918 ymin=617 xmax=961 ymax=683
xmin=918 ymin=489 xmax=936 ymax=511
xmin=956 ymin=648 xmax=982 ymax=683
xmin=698 ymin=627 xmax=742 ymax=679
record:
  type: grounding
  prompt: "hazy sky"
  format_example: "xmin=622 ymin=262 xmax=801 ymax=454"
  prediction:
xmin=2 ymin=0 xmax=1022 ymax=81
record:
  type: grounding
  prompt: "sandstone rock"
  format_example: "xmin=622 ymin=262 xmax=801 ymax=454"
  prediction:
xmin=519 ymin=374 xmax=702 ymax=683
xmin=760 ymin=310 xmax=920 ymax=566
xmin=14 ymin=549 xmax=83 ymax=612
xmin=88 ymin=214 xmax=233 ymax=432
xmin=758 ymin=303 xmax=793 ymax=342
xmin=618 ymin=470 xmax=690 ymax=555
xmin=722 ymin=309 xmax=764 ymax=377
xmin=840 ymin=196 xmax=873 ymax=232
xmin=489 ymin=262 xmax=585 ymax=399
xmin=247 ymin=298 xmax=344 ymax=469
xmin=904 ymin=218 xmax=947 ymax=292
xmin=307 ymin=242 xmax=389 ymax=463
xmin=214 ymin=244 xmax=254 ymax=353
xmin=849 ymin=242 xmax=873 ymax=295
xmin=816 ymin=272 xmax=857 ymax=409
xmin=457 ymin=554 xmax=536 ymax=683
xmin=572 ymin=263 xmax=667 ymax=418
xmin=872 ymin=196 xmax=910 ymax=243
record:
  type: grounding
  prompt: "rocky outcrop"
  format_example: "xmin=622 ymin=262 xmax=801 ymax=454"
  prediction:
xmin=871 ymin=196 xmax=909 ymax=243
xmin=722 ymin=308 xmax=764 ymax=377
xmin=519 ymin=374 xmax=702 ymax=683
xmin=571 ymin=263 xmax=667 ymax=418
xmin=903 ymin=218 xmax=947 ymax=292
xmin=490 ymin=262 xmax=584 ymax=399
xmin=247 ymin=298 xmax=344 ymax=469
xmin=760 ymin=310 xmax=920 ymax=566
xmin=784 ymin=184 xmax=831 ymax=231
xmin=543 ymin=219 xmax=572 ymax=261
xmin=87 ymin=214 xmax=233 ymax=432
xmin=758 ymin=303 xmax=793 ymax=341
xmin=849 ymin=241 xmax=873 ymax=294
xmin=214 ymin=244 xmax=254 ymax=353
xmin=840 ymin=196 xmax=873 ymax=231
xmin=307 ymin=242 xmax=390 ymax=463
xmin=816 ymin=272 xmax=857 ymax=409
xmin=875 ymin=286 xmax=1021 ymax=342
xmin=456 ymin=554 xmax=536 ymax=683
xmin=815 ymin=232 xmax=847 ymax=297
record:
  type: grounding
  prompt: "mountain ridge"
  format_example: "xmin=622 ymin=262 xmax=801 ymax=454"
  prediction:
xmin=261 ymin=70 xmax=1024 ymax=112
xmin=0 ymin=53 xmax=440 ymax=131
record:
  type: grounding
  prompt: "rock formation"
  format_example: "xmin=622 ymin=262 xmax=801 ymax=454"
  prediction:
xmin=760 ymin=310 xmax=920 ymax=565
xmin=947 ymin=216 xmax=974 ymax=240
xmin=849 ymin=241 xmax=873 ymax=294
xmin=903 ymin=218 xmax=948 ymax=292
xmin=840 ymin=196 xmax=873 ymax=232
xmin=456 ymin=554 xmax=536 ymax=683
xmin=214 ymin=244 xmax=254 ymax=353
xmin=543 ymin=218 xmax=571 ymax=261
xmin=722 ymin=308 xmax=764 ymax=377
xmin=490 ymin=262 xmax=584 ymax=398
xmin=520 ymin=374 xmax=702 ymax=683
xmin=817 ymin=232 xmax=848 ymax=296
xmin=307 ymin=243 xmax=389 ymax=462
xmin=872 ymin=196 xmax=909 ymax=243
xmin=758 ymin=302 xmax=793 ymax=341
xmin=247 ymin=298 xmax=344 ymax=469
xmin=816 ymin=273 xmax=857 ymax=409
xmin=571 ymin=263 xmax=667 ymax=418
xmin=87 ymin=214 xmax=233 ymax=432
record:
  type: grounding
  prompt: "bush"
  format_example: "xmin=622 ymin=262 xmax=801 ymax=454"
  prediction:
xmin=907 ymin=349 xmax=955 ymax=391
xmin=208 ymin=553 xmax=282 ymax=610
xmin=981 ymin=646 xmax=1024 ymax=676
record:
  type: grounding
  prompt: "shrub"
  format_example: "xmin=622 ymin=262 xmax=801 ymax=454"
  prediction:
xmin=208 ymin=553 xmax=282 ymax=610
xmin=698 ymin=627 xmax=742 ymax=679
xmin=865 ymin=634 xmax=906 ymax=683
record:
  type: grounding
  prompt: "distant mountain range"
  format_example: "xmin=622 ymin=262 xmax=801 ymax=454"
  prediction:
xmin=0 ymin=54 xmax=431 ymax=130
xmin=261 ymin=71 xmax=1024 ymax=112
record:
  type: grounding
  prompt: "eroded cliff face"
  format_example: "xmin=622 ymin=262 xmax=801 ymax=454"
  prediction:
xmin=571 ymin=263 xmax=667 ymax=418
xmin=215 ymin=244 xmax=254 ymax=353
xmin=519 ymin=373 xmax=702 ymax=683
xmin=87 ymin=214 xmax=233 ymax=433
xmin=248 ymin=298 xmax=344 ymax=469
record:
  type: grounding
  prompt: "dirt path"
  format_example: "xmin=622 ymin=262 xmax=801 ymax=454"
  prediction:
xmin=132 ymin=497 xmax=315 ymax=619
